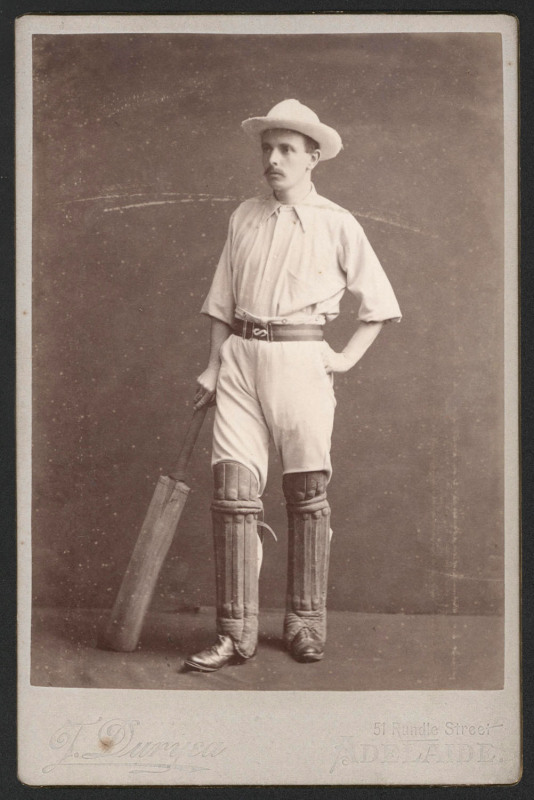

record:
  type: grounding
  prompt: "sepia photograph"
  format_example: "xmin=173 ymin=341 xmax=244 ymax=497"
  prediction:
xmin=17 ymin=13 xmax=520 ymax=785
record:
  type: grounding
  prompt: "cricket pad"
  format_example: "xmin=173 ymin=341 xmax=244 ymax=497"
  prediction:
xmin=211 ymin=461 xmax=263 ymax=659
xmin=283 ymin=471 xmax=331 ymax=646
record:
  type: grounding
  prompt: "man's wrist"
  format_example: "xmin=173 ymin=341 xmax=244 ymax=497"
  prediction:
xmin=340 ymin=350 xmax=357 ymax=370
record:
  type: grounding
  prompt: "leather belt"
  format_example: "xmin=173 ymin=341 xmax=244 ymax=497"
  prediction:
xmin=233 ymin=318 xmax=324 ymax=342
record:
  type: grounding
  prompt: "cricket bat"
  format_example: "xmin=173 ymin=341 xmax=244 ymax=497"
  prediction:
xmin=97 ymin=404 xmax=209 ymax=652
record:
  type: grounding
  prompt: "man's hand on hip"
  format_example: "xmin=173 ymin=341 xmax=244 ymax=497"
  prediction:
xmin=322 ymin=321 xmax=384 ymax=374
xmin=321 ymin=345 xmax=353 ymax=374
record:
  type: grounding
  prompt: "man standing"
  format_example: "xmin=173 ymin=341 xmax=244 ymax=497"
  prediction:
xmin=185 ymin=99 xmax=401 ymax=672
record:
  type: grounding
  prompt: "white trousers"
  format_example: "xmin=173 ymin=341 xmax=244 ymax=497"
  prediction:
xmin=212 ymin=335 xmax=337 ymax=495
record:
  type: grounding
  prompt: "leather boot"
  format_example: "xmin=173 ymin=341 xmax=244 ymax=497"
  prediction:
xmin=184 ymin=634 xmax=246 ymax=672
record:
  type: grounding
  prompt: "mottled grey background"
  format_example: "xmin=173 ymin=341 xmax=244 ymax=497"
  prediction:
xmin=32 ymin=33 xmax=504 ymax=617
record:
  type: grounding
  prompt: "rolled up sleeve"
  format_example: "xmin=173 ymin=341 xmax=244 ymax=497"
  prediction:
xmin=200 ymin=214 xmax=236 ymax=325
xmin=341 ymin=215 xmax=402 ymax=324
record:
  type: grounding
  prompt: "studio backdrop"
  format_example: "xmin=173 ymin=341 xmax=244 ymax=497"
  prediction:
xmin=32 ymin=32 xmax=504 ymax=619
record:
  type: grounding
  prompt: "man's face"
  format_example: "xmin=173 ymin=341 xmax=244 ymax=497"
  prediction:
xmin=261 ymin=129 xmax=319 ymax=196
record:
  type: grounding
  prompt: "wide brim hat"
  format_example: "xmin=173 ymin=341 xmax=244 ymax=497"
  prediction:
xmin=241 ymin=99 xmax=343 ymax=161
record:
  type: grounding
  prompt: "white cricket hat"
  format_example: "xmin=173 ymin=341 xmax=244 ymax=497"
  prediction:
xmin=241 ymin=99 xmax=343 ymax=160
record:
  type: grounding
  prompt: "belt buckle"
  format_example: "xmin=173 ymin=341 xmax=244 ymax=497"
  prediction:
xmin=251 ymin=322 xmax=270 ymax=341
xmin=241 ymin=319 xmax=249 ymax=340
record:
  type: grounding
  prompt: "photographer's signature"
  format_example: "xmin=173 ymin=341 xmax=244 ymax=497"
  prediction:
xmin=43 ymin=717 xmax=226 ymax=774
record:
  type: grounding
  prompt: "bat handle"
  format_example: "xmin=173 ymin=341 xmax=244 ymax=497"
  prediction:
xmin=168 ymin=404 xmax=210 ymax=482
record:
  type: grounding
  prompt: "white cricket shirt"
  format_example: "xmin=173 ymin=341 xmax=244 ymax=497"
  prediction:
xmin=201 ymin=185 xmax=402 ymax=325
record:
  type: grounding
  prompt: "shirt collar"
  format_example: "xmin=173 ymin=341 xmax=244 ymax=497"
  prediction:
xmin=257 ymin=184 xmax=322 ymax=232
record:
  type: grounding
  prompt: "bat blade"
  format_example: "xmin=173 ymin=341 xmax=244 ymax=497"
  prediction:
xmin=98 ymin=476 xmax=190 ymax=652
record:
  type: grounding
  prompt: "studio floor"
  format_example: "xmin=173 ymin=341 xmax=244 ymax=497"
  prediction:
xmin=30 ymin=607 xmax=503 ymax=691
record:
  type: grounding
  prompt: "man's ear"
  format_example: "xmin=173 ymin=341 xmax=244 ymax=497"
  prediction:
xmin=308 ymin=150 xmax=321 ymax=170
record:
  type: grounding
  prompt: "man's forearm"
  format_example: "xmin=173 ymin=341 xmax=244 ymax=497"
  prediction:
xmin=194 ymin=318 xmax=233 ymax=409
xmin=322 ymin=321 xmax=384 ymax=374
xmin=341 ymin=321 xmax=384 ymax=368
xmin=207 ymin=317 xmax=233 ymax=368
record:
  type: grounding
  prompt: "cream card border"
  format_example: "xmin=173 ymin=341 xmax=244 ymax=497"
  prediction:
xmin=16 ymin=13 xmax=520 ymax=786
